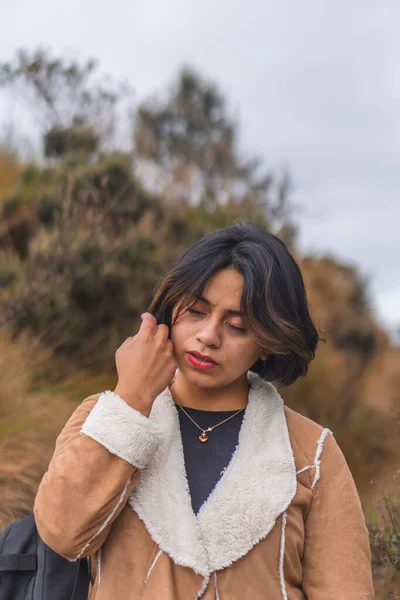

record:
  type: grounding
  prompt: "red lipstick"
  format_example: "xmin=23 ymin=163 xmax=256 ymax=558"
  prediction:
xmin=187 ymin=351 xmax=218 ymax=370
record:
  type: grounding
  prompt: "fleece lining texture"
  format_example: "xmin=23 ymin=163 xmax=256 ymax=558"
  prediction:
xmin=81 ymin=390 xmax=161 ymax=469
xmin=129 ymin=373 xmax=297 ymax=576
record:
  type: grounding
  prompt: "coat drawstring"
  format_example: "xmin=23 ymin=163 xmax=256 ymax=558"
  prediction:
xmin=145 ymin=549 xmax=163 ymax=583
xmin=214 ymin=571 xmax=220 ymax=600
xmin=96 ymin=547 xmax=102 ymax=585
xmin=196 ymin=571 xmax=220 ymax=599
xmin=195 ymin=574 xmax=210 ymax=599
xmin=279 ymin=511 xmax=288 ymax=600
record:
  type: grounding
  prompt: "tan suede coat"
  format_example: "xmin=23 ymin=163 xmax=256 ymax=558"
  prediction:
xmin=33 ymin=374 xmax=375 ymax=599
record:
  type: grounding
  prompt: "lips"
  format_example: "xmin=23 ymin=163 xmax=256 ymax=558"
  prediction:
xmin=188 ymin=351 xmax=218 ymax=364
xmin=187 ymin=352 xmax=218 ymax=371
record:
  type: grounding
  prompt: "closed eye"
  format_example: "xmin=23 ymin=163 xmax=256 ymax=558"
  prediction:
xmin=187 ymin=308 xmax=246 ymax=333
xmin=187 ymin=307 xmax=204 ymax=316
xmin=228 ymin=324 xmax=247 ymax=334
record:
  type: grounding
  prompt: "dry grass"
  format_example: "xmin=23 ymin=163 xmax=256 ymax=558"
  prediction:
xmin=0 ymin=328 xmax=113 ymax=528
xmin=0 ymin=436 xmax=54 ymax=526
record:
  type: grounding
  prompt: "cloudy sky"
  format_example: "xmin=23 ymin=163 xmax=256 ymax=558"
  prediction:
xmin=1 ymin=0 xmax=399 ymax=333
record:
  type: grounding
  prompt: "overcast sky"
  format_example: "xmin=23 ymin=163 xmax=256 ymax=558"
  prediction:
xmin=1 ymin=0 xmax=399 ymax=333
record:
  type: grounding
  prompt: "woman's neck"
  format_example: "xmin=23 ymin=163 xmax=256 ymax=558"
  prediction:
xmin=170 ymin=372 xmax=249 ymax=411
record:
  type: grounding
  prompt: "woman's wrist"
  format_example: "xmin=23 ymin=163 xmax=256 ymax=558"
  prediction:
xmin=113 ymin=385 xmax=154 ymax=417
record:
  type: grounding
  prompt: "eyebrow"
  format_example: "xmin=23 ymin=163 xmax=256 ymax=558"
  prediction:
xmin=195 ymin=294 xmax=245 ymax=317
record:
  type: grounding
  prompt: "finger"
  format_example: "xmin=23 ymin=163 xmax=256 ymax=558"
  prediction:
xmin=154 ymin=323 xmax=169 ymax=343
xmin=139 ymin=312 xmax=157 ymax=336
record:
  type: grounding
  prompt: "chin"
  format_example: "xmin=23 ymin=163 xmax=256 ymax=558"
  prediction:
xmin=178 ymin=363 xmax=238 ymax=390
xmin=180 ymin=368 xmax=217 ymax=386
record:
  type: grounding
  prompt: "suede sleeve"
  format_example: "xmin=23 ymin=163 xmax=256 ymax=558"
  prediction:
xmin=34 ymin=392 xmax=161 ymax=561
xmin=301 ymin=433 xmax=375 ymax=599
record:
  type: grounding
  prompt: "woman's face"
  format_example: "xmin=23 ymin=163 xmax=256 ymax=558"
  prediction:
xmin=171 ymin=268 xmax=267 ymax=389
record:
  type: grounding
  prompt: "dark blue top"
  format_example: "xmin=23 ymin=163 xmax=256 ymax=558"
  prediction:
xmin=177 ymin=405 xmax=245 ymax=514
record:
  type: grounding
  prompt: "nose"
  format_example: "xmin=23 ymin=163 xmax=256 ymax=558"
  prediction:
xmin=196 ymin=317 xmax=221 ymax=348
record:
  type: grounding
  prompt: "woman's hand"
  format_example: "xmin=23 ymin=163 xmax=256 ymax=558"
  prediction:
xmin=113 ymin=312 xmax=177 ymax=416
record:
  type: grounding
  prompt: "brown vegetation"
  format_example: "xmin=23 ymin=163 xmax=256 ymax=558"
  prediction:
xmin=0 ymin=49 xmax=398 ymax=597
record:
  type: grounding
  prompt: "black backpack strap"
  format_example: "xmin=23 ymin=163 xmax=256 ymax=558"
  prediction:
xmin=0 ymin=552 xmax=37 ymax=571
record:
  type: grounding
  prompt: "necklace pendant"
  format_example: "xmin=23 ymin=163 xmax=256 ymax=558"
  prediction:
xmin=199 ymin=432 xmax=209 ymax=443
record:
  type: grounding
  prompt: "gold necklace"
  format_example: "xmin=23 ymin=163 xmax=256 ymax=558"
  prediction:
xmin=176 ymin=403 xmax=245 ymax=443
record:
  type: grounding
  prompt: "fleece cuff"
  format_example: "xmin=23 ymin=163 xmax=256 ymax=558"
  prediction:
xmin=80 ymin=390 xmax=161 ymax=469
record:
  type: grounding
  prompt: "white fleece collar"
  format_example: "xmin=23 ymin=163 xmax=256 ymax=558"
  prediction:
xmin=128 ymin=372 xmax=297 ymax=576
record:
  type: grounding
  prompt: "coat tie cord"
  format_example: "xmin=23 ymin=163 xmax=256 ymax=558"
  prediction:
xmin=74 ymin=475 xmax=133 ymax=561
xmin=312 ymin=428 xmax=332 ymax=489
xmin=96 ymin=547 xmax=102 ymax=586
xmin=279 ymin=511 xmax=288 ymax=600
xmin=295 ymin=428 xmax=332 ymax=488
xmin=214 ymin=571 xmax=220 ymax=600
xmin=145 ymin=549 xmax=163 ymax=583
xmin=196 ymin=573 xmax=211 ymax=599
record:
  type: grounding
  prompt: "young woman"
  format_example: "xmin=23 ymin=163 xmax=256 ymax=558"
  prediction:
xmin=34 ymin=224 xmax=375 ymax=599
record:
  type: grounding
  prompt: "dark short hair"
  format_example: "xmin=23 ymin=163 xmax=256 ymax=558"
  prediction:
xmin=149 ymin=223 xmax=321 ymax=386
